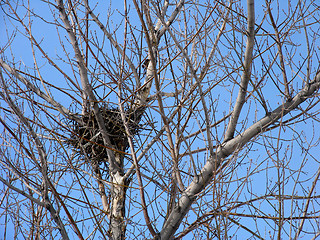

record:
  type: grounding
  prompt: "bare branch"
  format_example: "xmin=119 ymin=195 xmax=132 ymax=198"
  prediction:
xmin=0 ymin=59 xmax=80 ymax=123
xmin=224 ymin=0 xmax=255 ymax=141
xmin=1 ymin=1 xmax=319 ymax=239
xmin=0 ymin=176 xmax=44 ymax=207
xmin=294 ymin=166 xmax=320 ymax=239
xmin=56 ymin=0 xmax=118 ymax=173
xmin=0 ymin=74 xmax=71 ymax=240
xmin=160 ymin=70 xmax=320 ymax=239
xmin=82 ymin=0 xmax=140 ymax=88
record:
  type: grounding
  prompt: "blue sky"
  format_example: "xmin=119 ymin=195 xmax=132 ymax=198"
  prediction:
xmin=1 ymin=1 xmax=320 ymax=239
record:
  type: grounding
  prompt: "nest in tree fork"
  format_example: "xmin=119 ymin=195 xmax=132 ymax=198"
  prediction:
xmin=69 ymin=106 xmax=145 ymax=163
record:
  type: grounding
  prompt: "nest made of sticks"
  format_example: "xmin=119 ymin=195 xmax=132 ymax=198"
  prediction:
xmin=69 ymin=106 xmax=145 ymax=163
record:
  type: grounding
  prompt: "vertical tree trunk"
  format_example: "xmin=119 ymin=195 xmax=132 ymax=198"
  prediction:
xmin=109 ymin=153 xmax=127 ymax=239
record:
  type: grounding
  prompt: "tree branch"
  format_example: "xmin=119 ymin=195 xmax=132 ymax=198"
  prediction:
xmin=56 ymin=0 xmax=119 ymax=174
xmin=0 ymin=176 xmax=44 ymax=207
xmin=224 ymin=0 xmax=255 ymax=141
xmin=0 ymin=75 xmax=71 ymax=240
xmin=160 ymin=70 xmax=320 ymax=239
xmin=82 ymin=0 xmax=140 ymax=88
xmin=0 ymin=59 xmax=80 ymax=123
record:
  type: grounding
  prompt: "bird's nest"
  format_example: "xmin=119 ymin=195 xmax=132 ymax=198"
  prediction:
xmin=69 ymin=106 xmax=145 ymax=163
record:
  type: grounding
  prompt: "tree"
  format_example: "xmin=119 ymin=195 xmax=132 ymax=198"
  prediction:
xmin=1 ymin=0 xmax=320 ymax=239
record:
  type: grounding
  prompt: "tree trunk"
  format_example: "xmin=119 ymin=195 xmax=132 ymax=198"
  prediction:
xmin=109 ymin=153 xmax=127 ymax=239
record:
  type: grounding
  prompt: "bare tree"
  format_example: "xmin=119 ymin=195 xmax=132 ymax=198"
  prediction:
xmin=1 ymin=0 xmax=320 ymax=239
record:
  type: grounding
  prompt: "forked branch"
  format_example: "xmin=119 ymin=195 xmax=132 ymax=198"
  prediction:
xmin=160 ymin=70 xmax=320 ymax=239
xmin=224 ymin=0 xmax=255 ymax=142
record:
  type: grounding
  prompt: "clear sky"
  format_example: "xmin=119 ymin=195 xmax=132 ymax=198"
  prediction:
xmin=1 ymin=1 xmax=320 ymax=239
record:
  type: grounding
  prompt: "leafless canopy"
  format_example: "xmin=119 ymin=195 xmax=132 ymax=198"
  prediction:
xmin=1 ymin=0 xmax=320 ymax=239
